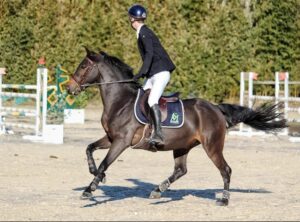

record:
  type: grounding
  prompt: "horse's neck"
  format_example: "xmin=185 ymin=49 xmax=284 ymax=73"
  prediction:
xmin=97 ymin=62 xmax=136 ymax=118
xmin=99 ymin=84 xmax=136 ymax=117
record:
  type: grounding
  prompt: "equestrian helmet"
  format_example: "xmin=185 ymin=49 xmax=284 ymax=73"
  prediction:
xmin=128 ymin=4 xmax=147 ymax=20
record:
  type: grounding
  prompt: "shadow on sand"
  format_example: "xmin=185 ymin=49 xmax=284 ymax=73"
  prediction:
xmin=73 ymin=178 xmax=271 ymax=208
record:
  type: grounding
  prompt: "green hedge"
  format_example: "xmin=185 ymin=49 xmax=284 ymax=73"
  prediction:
xmin=1 ymin=0 xmax=300 ymax=104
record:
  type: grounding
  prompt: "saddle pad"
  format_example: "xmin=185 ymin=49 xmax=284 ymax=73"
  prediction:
xmin=134 ymin=89 xmax=184 ymax=128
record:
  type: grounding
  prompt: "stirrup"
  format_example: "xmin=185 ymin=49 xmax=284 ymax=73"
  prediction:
xmin=149 ymin=134 xmax=164 ymax=146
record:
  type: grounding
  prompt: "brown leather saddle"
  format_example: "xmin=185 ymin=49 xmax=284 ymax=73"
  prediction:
xmin=140 ymin=89 xmax=180 ymax=122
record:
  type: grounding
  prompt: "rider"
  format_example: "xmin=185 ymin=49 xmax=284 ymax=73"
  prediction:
xmin=128 ymin=4 xmax=176 ymax=146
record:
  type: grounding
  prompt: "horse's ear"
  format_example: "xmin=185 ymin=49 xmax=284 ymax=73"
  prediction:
xmin=83 ymin=46 xmax=101 ymax=61
xmin=88 ymin=51 xmax=102 ymax=63
xmin=83 ymin=46 xmax=91 ymax=55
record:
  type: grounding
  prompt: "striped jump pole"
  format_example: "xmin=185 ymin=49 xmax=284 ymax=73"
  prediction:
xmin=0 ymin=65 xmax=48 ymax=138
xmin=2 ymin=84 xmax=38 ymax=90
xmin=0 ymin=111 xmax=36 ymax=117
xmin=275 ymin=72 xmax=289 ymax=135
xmin=0 ymin=68 xmax=6 ymax=134
xmin=0 ymin=59 xmax=64 ymax=144
xmin=0 ymin=92 xmax=37 ymax=99
xmin=22 ymin=67 xmax=48 ymax=141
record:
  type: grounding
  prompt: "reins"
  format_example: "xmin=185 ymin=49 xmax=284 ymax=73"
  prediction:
xmin=81 ymin=79 xmax=135 ymax=87
xmin=71 ymin=57 xmax=136 ymax=88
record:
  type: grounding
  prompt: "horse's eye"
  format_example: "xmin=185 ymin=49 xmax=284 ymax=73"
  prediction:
xmin=81 ymin=65 xmax=86 ymax=69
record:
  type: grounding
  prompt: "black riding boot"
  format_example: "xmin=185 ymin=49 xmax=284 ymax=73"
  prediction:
xmin=150 ymin=104 xmax=164 ymax=146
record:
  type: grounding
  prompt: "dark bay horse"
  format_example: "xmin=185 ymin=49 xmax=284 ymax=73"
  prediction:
xmin=67 ymin=48 xmax=287 ymax=206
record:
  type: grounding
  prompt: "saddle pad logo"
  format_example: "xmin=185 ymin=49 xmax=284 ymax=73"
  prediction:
xmin=170 ymin=112 xmax=179 ymax=124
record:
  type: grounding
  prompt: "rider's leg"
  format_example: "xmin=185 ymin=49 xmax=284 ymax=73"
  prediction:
xmin=147 ymin=71 xmax=170 ymax=145
xmin=143 ymin=78 xmax=153 ymax=91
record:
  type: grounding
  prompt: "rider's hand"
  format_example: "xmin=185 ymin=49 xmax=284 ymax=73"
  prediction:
xmin=133 ymin=73 xmax=144 ymax=82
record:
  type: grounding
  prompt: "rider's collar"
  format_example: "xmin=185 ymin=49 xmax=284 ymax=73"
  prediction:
xmin=136 ymin=24 xmax=145 ymax=39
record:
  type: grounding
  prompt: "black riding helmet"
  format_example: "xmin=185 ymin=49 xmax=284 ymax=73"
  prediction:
xmin=128 ymin=4 xmax=147 ymax=20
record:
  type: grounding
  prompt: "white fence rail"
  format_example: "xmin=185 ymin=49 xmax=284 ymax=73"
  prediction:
xmin=232 ymin=71 xmax=300 ymax=142
xmin=0 ymin=68 xmax=63 ymax=144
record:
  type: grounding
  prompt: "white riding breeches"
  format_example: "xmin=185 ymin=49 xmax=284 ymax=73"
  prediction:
xmin=143 ymin=71 xmax=170 ymax=107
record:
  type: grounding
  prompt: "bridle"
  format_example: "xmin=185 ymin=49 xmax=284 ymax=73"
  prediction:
xmin=70 ymin=58 xmax=135 ymax=90
xmin=70 ymin=58 xmax=100 ymax=91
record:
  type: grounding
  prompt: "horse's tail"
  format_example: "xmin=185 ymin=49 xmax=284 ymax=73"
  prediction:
xmin=217 ymin=102 xmax=288 ymax=133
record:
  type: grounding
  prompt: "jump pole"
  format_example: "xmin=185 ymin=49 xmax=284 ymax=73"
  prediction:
xmin=233 ymin=71 xmax=300 ymax=140
xmin=0 ymin=68 xmax=5 ymax=134
xmin=0 ymin=64 xmax=63 ymax=144
xmin=0 ymin=67 xmax=42 ymax=137
xmin=22 ymin=67 xmax=51 ymax=142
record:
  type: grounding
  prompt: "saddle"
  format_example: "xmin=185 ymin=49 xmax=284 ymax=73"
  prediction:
xmin=134 ymin=89 xmax=184 ymax=128
xmin=139 ymin=89 xmax=179 ymax=122
xmin=133 ymin=89 xmax=184 ymax=151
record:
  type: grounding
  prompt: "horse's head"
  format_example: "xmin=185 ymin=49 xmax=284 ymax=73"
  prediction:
xmin=67 ymin=47 xmax=103 ymax=95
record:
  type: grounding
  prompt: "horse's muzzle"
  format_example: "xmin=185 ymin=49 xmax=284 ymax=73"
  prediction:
xmin=66 ymin=79 xmax=81 ymax=96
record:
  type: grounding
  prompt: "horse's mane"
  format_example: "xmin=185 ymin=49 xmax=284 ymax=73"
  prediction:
xmin=100 ymin=51 xmax=134 ymax=79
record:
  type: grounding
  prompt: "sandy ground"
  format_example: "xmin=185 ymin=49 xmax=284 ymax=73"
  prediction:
xmin=0 ymin=105 xmax=300 ymax=221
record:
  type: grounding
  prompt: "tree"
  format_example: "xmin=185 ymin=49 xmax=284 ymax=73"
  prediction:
xmin=0 ymin=0 xmax=299 ymax=104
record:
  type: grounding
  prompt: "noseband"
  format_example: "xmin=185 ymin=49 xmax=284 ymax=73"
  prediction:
xmin=70 ymin=58 xmax=100 ymax=90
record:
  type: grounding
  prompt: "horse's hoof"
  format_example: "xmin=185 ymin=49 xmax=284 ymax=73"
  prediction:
xmin=216 ymin=198 xmax=229 ymax=206
xmin=90 ymin=183 xmax=97 ymax=191
xmin=81 ymin=191 xmax=93 ymax=200
xmin=89 ymin=168 xmax=97 ymax=176
xmin=102 ymin=176 xmax=106 ymax=184
xmin=149 ymin=190 xmax=161 ymax=199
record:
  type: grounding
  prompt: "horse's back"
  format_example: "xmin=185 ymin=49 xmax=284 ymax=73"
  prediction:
xmin=182 ymin=97 xmax=223 ymax=118
xmin=182 ymin=97 xmax=227 ymax=135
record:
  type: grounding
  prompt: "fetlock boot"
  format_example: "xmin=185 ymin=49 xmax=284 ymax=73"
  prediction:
xmin=149 ymin=104 xmax=164 ymax=146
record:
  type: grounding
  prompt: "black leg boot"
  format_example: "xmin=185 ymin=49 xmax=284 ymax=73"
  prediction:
xmin=149 ymin=104 xmax=164 ymax=146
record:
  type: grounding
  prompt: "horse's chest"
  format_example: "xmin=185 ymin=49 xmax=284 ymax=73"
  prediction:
xmin=101 ymin=115 xmax=110 ymax=133
xmin=101 ymin=115 xmax=121 ymax=139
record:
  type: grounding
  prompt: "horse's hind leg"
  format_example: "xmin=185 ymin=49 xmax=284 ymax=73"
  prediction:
xmin=86 ymin=135 xmax=111 ymax=176
xmin=212 ymin=153 xmax=231 ymax=206
xmin=150 ymin=149 xmax=190 ymax=199
xmin=203 ymin=140 xmax=232 ymax=206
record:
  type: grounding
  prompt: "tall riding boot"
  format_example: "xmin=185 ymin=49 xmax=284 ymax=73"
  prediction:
xmin=150 ymin=104 xmax=164 ymax=146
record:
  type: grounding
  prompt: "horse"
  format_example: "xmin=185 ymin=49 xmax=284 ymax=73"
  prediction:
xmin=66 ymin=48 xmax=287 ymax=206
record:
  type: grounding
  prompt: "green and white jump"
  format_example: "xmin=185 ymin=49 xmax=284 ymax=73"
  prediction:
xmin=0 ymin=67 xmax=63 ymax=144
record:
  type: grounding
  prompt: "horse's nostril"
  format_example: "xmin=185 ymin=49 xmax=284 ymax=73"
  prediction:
xmin=66 ymin=86 xmax=72 ymax=94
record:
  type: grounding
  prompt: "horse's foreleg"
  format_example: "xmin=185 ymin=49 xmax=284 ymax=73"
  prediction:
xmin=82 ymin=139 xmax=128 ymax=199
xmin=150 ymin=149 xmax=190 ymax=199
xmin=86 ymin=135 xmax=111 ymax=176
